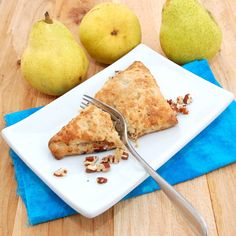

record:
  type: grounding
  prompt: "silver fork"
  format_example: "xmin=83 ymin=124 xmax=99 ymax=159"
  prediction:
xmin=81 ymin=95 xmax=208 ymax=236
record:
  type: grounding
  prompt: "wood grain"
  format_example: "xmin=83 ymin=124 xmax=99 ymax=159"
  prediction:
xmin=11 ymin=199 xmax=114 ymax=236
xmin=114 ymin=178 xmax=218 ymax=236
xmin=0 ymin=0 xmax=236 ymax=235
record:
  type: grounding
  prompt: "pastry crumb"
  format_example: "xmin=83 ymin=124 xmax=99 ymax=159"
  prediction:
xmin=134 ymin=140 xmax=139 ymax=148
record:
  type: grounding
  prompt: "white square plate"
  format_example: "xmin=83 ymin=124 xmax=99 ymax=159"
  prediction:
xmin=2 ymin=44 xmax=234 ymax=218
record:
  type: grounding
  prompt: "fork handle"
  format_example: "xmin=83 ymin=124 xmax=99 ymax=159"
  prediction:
xmin=125 ymin=142 xmax=208 ymax=236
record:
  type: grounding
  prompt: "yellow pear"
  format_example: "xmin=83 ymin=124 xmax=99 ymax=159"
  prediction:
xmin=79 ymin=2 xmax=141 ymax=64
xmin=22 ymin=12 xmax=89 ymax=96
xmin=160 ymin=0 xmax=222 ymax=64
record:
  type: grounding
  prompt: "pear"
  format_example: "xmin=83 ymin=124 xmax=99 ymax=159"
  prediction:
xmin=79 ymin=2 xmax=141 ymax=65
xmin=22 ymin=12 xmax=89 ymax=96
xmin=160 ymin=0 xmax=222 ymax=64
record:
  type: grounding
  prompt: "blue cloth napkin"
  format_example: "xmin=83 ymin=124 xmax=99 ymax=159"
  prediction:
xmin=4 ymin=60 xmax=236 ymax=225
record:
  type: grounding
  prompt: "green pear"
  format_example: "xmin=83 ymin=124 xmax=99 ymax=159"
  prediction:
xmin=160 ymin=0 xmax=222 ymax=64
xmin=22 ymin=12 xmax=89 ymax=96
xmin=79 ymin=2 xmax=141 ymax=64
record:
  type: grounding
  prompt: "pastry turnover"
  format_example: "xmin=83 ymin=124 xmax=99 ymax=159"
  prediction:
xmin=48 ymin=105 xmax=123 ymax=159
xmin=95 ymin=61 xmax=178 ymax=140
xmin=49 ymin=61 xmax=177 ymax=159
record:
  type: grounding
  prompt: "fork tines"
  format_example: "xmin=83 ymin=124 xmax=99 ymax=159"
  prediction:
xmin=80 ymin=95 xmax=124 ymax=123
xmin=80 ymin=101 xmax=89 ymax=109
xmin=80 ymin=95 xmax=97 ymax=110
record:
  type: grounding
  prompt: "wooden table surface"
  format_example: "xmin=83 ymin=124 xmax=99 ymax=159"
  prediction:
xmin=0 ymin=0 xmax=236 ymax=235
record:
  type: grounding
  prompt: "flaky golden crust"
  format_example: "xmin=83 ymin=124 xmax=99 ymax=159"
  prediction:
xmin=95 ymin=61 xmax=178 ymax=140
xmin=48 ymin=105 xmax=123 ymax=159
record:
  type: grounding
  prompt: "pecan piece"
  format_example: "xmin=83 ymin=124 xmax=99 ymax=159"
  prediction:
xmin=167 ymin=94 xmax=192 ymax=115
xmin=53 ymin=168 xmax=67 ymax=177
xmin=101 ymin=156 xmax=109 ymax=163
xmin=121 ymin=151 xmax=129 ymax=160
xmin=85 ymin=164 xmax=98 ymax=173
xmin=84 ymin=156 xmax=98 ymax=166
xmin=167 ymin=99 xmax=173 ymax=105
xmin=179 ymin=106 xmax=189 ymax=115
xmin=101 ymin=154 xmax=120 ymax=164
xmin=97 ymin=177 xmax=108 ymax=184
xmin=97 ymin=162 xmax=110 ymax=172
xmin=94 ymin=145 xmax=108 ymax=152
xmin=183 ymin=93 xmax=192 ymax=104
xmin=176 ymin=96 xmax=184 ymax=104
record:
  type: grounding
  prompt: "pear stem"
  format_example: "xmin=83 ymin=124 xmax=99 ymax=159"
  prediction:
xmin=44 ymin=12 xmax=53 ymax=24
